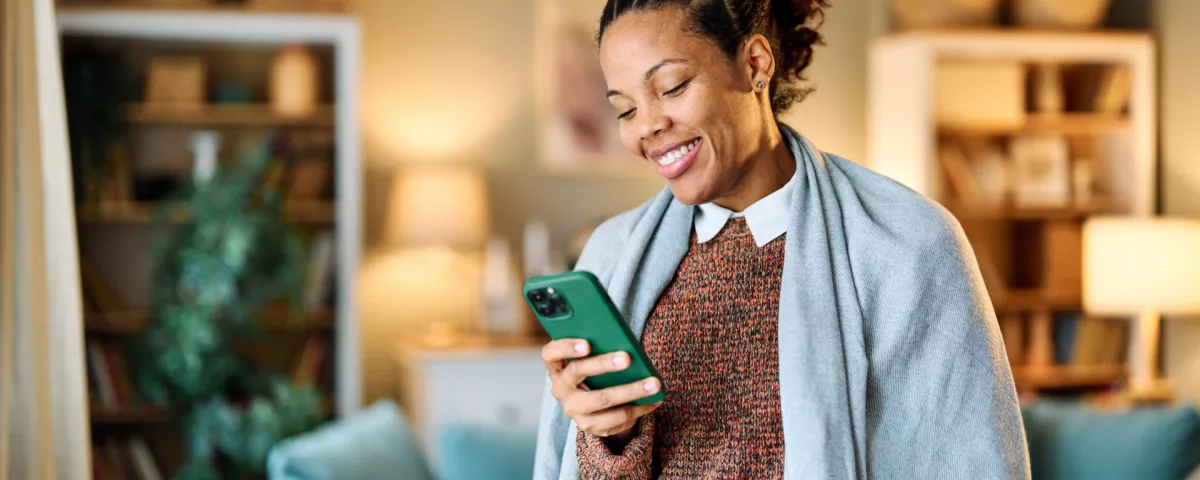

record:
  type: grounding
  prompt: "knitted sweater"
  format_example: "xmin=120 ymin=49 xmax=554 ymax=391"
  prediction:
xmin=577 ymin=217 xmax=785 ymax=479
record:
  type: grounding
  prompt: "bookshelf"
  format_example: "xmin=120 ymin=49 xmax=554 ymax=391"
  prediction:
xmin=124 ymin=103 xmax=336 ymax=127
xmin=937 ymin=113 xmax=1133 ymax=136
xmin=58 ymin=7 xmax=361 ymax=477
xmin=75 ymin=201 xmax=336 ymax=224
xmin=868 ymin=30 xmax=1156 ymax=394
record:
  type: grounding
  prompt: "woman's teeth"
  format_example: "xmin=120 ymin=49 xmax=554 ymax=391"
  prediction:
xmin=656 ymin=139 xmax=700 ymax=166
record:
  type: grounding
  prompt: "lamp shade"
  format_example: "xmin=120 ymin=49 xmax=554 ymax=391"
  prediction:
xmin=386 ymin=166 xmax=490 ymax=249
xmin=1083 ymin=217 xmax=1200 ymax=315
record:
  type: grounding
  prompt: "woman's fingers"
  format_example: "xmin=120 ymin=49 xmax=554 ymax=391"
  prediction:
xmin=560 ymin=351 xmax=632 ymax=386
xmin=576 ymin=402 xmax=661 ymax=438
xmin=542 ymin=339 xmax=662 ymax=435
xmin=541 ymin=339 xmax=589 ymax=373
xmin=563 ymin=377 xmax=660 ymax=418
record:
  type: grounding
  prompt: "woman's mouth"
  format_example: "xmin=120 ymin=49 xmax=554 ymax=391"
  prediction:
xmin=651 ymin=138 xmax=701 ymax=179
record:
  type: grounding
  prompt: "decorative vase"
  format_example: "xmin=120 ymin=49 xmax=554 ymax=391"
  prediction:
xmin=479 ymin=236 xmax=528 ymax=337
xmin=1013 ymin=0 xmax=1113 ymax=29
xmin=269 ymin=44 xmax=319 ymax=117
xmin=891 ymin=0 xmax=1001 ymax=30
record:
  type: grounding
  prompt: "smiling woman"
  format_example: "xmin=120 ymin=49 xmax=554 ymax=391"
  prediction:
xmin=597 ymin=1 xmax=818 ymax=207
xmin=533 ymin=0 xmax=1031 ymax=479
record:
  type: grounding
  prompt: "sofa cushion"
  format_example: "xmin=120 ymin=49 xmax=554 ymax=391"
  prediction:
xmin=1022 ymin=400 xmax=1200 ymax=480
xmin=267 ymin=399 xmax=433 ymax=480
xmin=436 ymin=424 xmax=537 ymax=480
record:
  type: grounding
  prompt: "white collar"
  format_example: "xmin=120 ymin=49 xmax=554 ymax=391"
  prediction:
xmin=694 ymin=176 xmax=794 ymax=247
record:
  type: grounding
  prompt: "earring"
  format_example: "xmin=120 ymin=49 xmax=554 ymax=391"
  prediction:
xmin=755 ymin=81 xmax=764 ymax=91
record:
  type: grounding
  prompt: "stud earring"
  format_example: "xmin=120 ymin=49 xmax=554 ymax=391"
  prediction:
xmin=755 ymin=81 xmax=764 ymax=91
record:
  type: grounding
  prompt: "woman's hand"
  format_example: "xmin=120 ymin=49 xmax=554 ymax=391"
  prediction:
xmin=542 ymin=339 xmax=661 ymax=440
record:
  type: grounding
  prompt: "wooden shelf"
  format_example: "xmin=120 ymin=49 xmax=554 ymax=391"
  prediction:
xmin=125 ymin=104 xmax=335 ymax=128
xmin=90 ymin=406 xmax=169 ymax=425
xmin=76 ymin=202 xmax=335 ymax=224
xmin=57 ymin=0 xmax=346 ymax=14
xmin=939 ymin=114 xmax=1132 ymax=137
xmin=86 ymin=306 xmax=334 ymax=334
xmin=90 ymin=394 xmax=332 ymax=425
xmin=945 ymin=198 xmax=1128 ymax=221
xmin=1012 ymin=365 xmax=1127 ymax=389
xmin=992 ymin=289 xmax=1081 ymax=312
xmin=888 ymin=28 xmax=1154 ymax=45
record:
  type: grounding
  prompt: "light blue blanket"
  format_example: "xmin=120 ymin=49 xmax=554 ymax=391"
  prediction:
xmin=533 ymin=124 xmax=1030 ymax=479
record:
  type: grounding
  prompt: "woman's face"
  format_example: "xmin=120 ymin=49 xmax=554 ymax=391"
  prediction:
xmin=599 ymin=7 xmax=766 ymax=205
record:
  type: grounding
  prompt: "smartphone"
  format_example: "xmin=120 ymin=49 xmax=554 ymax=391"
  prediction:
xmin=524 ymin=270 xmax=663 ymax=405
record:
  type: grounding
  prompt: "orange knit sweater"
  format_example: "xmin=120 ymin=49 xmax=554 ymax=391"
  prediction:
xmin=577 ymin=217 xmax=785 ymax=479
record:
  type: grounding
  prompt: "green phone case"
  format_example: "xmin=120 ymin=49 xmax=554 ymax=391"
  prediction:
xmin=523 ymin=270 xmax=664 ymax=405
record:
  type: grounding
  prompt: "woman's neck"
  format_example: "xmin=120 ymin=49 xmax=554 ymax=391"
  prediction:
xmin=712 ymin=123 xmax=796 ymax=212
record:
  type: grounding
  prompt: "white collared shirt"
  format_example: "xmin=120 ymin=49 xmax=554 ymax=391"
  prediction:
xmin=694 ymin=176 xmax=795 ymax=248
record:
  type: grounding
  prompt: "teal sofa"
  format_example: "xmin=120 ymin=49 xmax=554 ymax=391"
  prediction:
xmin=267 ymin=398 xmax=1200 ymax=480
xmin=267 ymin=399 xmax=536 ymax=480
xmin=1022 ymin=400 xmax=1200 ymax=480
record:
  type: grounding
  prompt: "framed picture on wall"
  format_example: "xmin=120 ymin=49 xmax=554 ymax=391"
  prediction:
xmin=534 ymin=0 xmax=650 ymax=176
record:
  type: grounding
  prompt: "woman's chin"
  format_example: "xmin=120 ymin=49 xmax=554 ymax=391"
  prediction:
xmin=665 ymin=180 xmax=712 ymax=206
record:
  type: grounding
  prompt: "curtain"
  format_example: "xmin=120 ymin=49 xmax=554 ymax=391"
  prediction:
xmin=1 ymin=0 xmax=91 ymax=478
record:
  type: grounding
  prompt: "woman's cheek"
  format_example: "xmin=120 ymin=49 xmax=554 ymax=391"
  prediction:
xmin=619 ymin=124 xmax=642 ymax=158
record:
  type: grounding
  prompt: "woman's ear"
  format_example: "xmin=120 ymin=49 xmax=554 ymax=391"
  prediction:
xmin=742 ymin=34 xmax=776 ymax=91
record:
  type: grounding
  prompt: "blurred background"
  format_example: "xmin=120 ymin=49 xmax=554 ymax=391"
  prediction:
xmin=4 ymin=0 xmax=1200 ymax=478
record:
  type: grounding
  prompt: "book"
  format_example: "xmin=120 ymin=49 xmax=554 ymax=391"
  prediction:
xmin=87 ymin=340 xmax=118 ymax=409
xmin=285 ymin=158 xmax=332 ymax=203
xmin=999 ymin=313 xmax=1026 ymax=366
xmin=303 ymin=232 xmax=336 ymax=309
xmin=1042 ymin=221 xmax=1083 ymax=299
xmin=105 ymin=345 xmax=137 ymax=407
xmin=1053 ymin=313 xmax=1079 ymax=365
xmin=128 ymin=436 xmax=163 ymax=480
xmin=1094 ymin=64 xmax=1132 ymax=115
xmin=290 ymin=337 xmax=328 ymax=385
xmin=98 ymin=439 xmax=131 ymax=480
xmin=938 ymin=142 xmax=981 ymax=203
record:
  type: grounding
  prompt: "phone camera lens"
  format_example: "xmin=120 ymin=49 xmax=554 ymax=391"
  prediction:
xmin=548 ymin=294 xmax=569 ymax=315
xmin=528 ymin=290 xmax=547 ymax=303
xmin=536 ymin=304 xmax=555 ymax=316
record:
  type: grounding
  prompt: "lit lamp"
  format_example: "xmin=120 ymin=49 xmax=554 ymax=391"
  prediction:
xmin=386 ymin=166 xmax=491 ymax=345
xmin=1083 ymin=217 xmax=1200 ymax=401
xmin=386 ymin=166 xmax=490 ymax=250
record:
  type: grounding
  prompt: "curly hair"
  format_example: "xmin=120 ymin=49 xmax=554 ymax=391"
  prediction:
xmin=598 ymin=0 xmax=830 ymax=114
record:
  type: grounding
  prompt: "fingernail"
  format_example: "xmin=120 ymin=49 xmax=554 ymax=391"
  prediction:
xmin=611 ymin=353 xmax=628 ymax=367
xmin=643 ymin=379 xmax=658 ymax=393
xmin=574 ymin=342 xmax=587 ymax=354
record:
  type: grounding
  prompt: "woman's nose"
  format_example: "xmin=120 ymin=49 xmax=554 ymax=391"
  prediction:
xmin=637 ymin=110 xmax=671 ymax=139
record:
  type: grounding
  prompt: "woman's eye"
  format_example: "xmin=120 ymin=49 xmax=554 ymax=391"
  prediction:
xmin=664 ymin=79 xmax=691 ymax=97
xmin=618 ymin=109 xmax=635 ymax=120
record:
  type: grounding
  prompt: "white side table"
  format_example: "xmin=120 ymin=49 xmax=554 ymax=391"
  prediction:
xmin=395 ymin=335 xmax=547 ymax=475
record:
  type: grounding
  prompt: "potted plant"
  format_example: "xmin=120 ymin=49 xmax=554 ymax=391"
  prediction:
xmin=130 ymin=134 xmax=328 ymax=479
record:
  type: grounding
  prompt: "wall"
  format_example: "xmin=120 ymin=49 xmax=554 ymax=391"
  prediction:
xmin=777 ymin=0 xmax=871 ymax=162
xmin=354 ymin=0 xmax=873 ymax=403
xmin=1156 ymin=0 xmax=1200 ymax=406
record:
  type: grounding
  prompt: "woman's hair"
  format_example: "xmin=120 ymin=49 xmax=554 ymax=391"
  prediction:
xmin=598 ymin=0 xmax=830 ymax=114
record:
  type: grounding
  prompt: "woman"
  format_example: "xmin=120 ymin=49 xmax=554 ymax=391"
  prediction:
xmin=535 ymin=1 xmax=1030 ymax=478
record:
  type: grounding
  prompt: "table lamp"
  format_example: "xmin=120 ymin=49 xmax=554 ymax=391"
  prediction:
xmin=386 ymin=166 xmax=489 ymax=250
xmin=386 ymin=165 xmax=491 ymax=346
xmin=1083 ymin=217 xmax=1200 ymax=401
